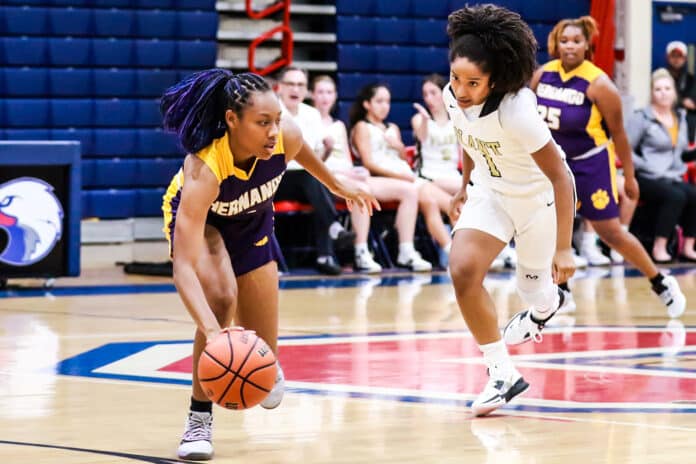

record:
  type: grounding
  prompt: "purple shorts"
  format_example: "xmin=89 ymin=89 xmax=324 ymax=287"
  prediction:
xmin=168 ymin=207 xmax=280 ymax=277
xmin=567 ymin=147 xmax=620 ymax=221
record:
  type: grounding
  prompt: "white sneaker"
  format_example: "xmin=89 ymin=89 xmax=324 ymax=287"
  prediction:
xmin=397 ymin=249 xmax=432 ymax=272
xmin=177 ymin=411 xmax=213 ymax=461
xmin=354 ymin=250 xmax=382 ymax=273
xmin=656 ymin=275 xmax=686 ymax=318
xmin=609 ymin=248 xmax=624 ymax=264
xmin=580 ymin=242 xmax=611 ymax=266
xmin=503 ymin=288 xmax=568 ymax=345
xmin=260 ymin=363 xmax=285 ymax=409
xmin=471 ymin=366 xmax=529 ymax=417
xmin=572 ymin=251 xmax=588 ymax=268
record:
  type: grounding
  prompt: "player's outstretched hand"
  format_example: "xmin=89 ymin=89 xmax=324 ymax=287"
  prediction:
xmin=552 ymin=248 xmax=576 ymax=284
xmin=334 ymin=184 xmax=380 ymax=216
xmin=448 ymin=188 xmax=468 ymax=224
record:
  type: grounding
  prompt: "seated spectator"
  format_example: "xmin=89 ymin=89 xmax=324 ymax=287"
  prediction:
xmin=311 ymin=75 xmax=431 ymax=272
xmin=273 ymin=67 xmax=356 ymax=275
xmin=628 ymin=68 xmax=696 ymax=262
xmin=350 ymin=83 xmax=451 ymax=265
xmin=665 ymin=41 xmax=696 ymax=143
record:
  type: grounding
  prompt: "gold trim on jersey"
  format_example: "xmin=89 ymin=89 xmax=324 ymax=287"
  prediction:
xmin=543 ymin=59 xmax=604 ymax=84
xmin=162 ymin=167 xmax=184 ymax=252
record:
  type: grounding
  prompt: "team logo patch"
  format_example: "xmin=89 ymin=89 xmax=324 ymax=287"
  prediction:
xmin=590 ymin=188 xmax=610 ymax=210
xmin=0 ymin=177 xmax=63 ymax=266
xmin=55 ymin=327 xmax=696 ymax=413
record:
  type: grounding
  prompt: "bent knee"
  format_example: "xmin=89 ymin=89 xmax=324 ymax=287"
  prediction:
xmin=449 ymin=260 xmax=486 ymax=290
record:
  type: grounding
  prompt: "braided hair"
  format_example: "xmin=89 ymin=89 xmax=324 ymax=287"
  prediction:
xmin=160 ymin=69 xmax=271 ymax=154
xmin=447 ymin=4 xmax=538 ymax=94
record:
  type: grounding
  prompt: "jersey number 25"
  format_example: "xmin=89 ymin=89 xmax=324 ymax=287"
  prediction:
xmin=537 ymin=105 xmax=561 ymax=130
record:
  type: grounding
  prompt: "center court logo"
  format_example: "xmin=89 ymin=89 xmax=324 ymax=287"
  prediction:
xmin=54 ymin=327 xmax=696 ymax=413
xmin=0 ymin=177 xmax=64 ymax=266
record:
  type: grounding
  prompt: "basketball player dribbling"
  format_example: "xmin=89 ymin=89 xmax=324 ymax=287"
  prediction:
xmin=160 ymin=69 xmax=378 ymax=460
xmin=443 ymin=4 xmax=576 ymax=415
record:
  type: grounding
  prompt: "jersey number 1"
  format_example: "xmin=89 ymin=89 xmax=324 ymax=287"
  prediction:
xmin=537 ymin=105 xmax=561 ymax=130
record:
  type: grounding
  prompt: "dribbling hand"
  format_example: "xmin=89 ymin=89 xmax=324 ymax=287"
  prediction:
xmin=552 ymin=248 xmax=576 ymax=284
xmin=448 ymin=188 xmax=468 ymax=223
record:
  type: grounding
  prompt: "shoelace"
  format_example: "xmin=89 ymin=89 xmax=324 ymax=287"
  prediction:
xmin=182 ymin=414 xmax=212 ymax=442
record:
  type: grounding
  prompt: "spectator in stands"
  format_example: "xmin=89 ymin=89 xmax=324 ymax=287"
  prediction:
xmin=274 ymin=67 xmax=356 ymax=275
xmin=665 ymin=41 xmax=696 ymax=143
xmin=628 ymin=68 xmax=696 ymax=262
xmin=311 ymin=76 xmax=431 ymax=272
xmin=411 ymin=73 xmax=517 ymax=270
xmin=533 ymin=15 xmax=686 ymax=318
xmin=350 ymin=83 xmax=451 ymax=266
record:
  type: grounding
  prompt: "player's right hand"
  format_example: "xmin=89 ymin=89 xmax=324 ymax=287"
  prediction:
xmin=552 ymin=248 xmax=576 ymax=284
xmin=448 ymin=188 xmax=468 ymax=223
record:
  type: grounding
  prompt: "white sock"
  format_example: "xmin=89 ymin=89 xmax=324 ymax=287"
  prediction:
xmin=398 ymin=242 xmax=415 ymax=256
xmin=530 ymin=286 xmax=560 ymax=321
xmin=355 ymin=243 xmax=369 ymax=255
xmin=479 ymin=339 xmax=514 ymax=376
xmin=328 ymin=221 xmax=344 ymax=240
xmin=582 ymin=232 xmax=599 ymax=249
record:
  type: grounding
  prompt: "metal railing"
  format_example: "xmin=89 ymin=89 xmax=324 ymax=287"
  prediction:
xmin=246 ymin=0 xmax=293 ymax=75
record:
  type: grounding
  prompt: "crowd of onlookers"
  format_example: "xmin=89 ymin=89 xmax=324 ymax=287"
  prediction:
xmin=270 ymin=39 xmax=696 ymax=275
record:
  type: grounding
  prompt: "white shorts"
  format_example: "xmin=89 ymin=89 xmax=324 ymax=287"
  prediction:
xmin=452 ymin=183 xmax=557 ymax=270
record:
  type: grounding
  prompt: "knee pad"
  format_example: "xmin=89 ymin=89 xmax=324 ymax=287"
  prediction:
xmin=515 ymin=265 xmax=556 ymax=307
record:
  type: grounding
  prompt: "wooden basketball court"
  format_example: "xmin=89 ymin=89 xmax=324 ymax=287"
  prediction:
xmin=2 ymin=242 xmax=695 ymax=463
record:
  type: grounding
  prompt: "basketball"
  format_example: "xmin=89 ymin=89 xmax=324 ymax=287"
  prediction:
xmin=197 ymin=327 xmax=277 ymax=410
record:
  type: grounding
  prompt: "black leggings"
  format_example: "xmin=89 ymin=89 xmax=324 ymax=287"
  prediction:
xmin=636 ymin=175 xmax=696 ymax=238
xmin=275 ymin=169 xmax=338 ymax=255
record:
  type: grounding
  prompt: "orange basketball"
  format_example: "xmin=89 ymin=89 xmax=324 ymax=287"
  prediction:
xmin=197 ymin=327 xmax=277 ymax=410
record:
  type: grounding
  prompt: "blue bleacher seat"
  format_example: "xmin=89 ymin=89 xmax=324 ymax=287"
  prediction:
xmin=50 ymin=68 xmax=93 ymax=96
xmin=376 ymin=45 xmax=412 ymax=72
xmin=93 ymin=38 xmax=134 ymax=67
xmin=94 ymin=99 xmax=137 ymax=127
xmin=337 ymin=45 xmax=376 ymax=72
xmin=136 ymin=40 xmax=177 ymax=67
xmin=82 ymin=160 xmax=96 ymax=187
xmin=51 ymin=0 xmax=94 ymax=5
xmin=3 ymin=68 xmax=49 ymax=96
xmin=49 ymin=7 xmax=93 ymax=36
xmin=49 ymin=38 xmax=91 ymax=66
xmin=521 ymin=3 xmax=557 ymax=22
xmin=84 ymin=189 xmax=137 ymax=218
xmin=337 ymin=101 xmax=350 ymax=126
xmin=93 ymin=0 xmax=132 ymax=7
xmin=176 ymin=0 xmax=216 ymax=9
xmin=135 ymin=188 xmax=166 ymax=216
xmin=376 ymin=0 xmax=410 ymax=17
xmin=387 ymin=102 xmax=413 ymax=128
xmin=4 ymin=7 xmax=49 ymax=35
xmin=337 ymin=16 xmax=373 ymax=44
xmin=51 ymin=99 xmax=93 ymax=127
xmin=2 ymin=37 xmax=48 ymax=66
xmin=177 ymin=11 xmax=219 ymax=39
xmin=136 ymin=99 xmax=162 ymax=126
xmin=337 ymin=73 xmax=376 ymax=100
xmin=413 ymin=19 xmax=447 ymax=46
xmin=136 ymin=158 xmax=180 ymax=186
xmin=135 ymin=69 xmax=178 ymax=96
xmin=0 ymin=70 xmax=4 ymax=96
xmin=176 ymin=40 xmax=216 ymax=68
xmin=135 ymin=0 xmax=174 ymax=8
xmin=93 ymin=9 xmax=134 ymax=37
xmin=93 ymin=129 xmax=138 ymax=157
xmin=52 ymin=128 xmax=94 ymax=155
xmin=137 ymin=10 xmax=177 ymax=38
xmin=413 ymin=46 xmax=448 ymax=74
xmin=375 ymin=18 xmax=412 ymax=44
xmin=5 ymin=100 xmax=50 ymax=127
xmin=336 ymin=0 xmax=373 ymax=16
xmin=401 ymin=129 xmax=414 ymax=146
xmin=379 ymin=74 xmax=416 ymax=101
xmin=5 ymin=129 xmax=51 ymax=141
xmin=93 ymin=68 xmax=136 ymax=97
xmin=564 ymin=0 xmax=590 ymax=18
xmin=137 ymin=128 xmax=180 ymax=156
xmin=411 ymin=0 xmax=449 ymax=18
xmin=6 ymin=0 xmax=44 ymax=4
xmin=93 ymin=159 xmax=138 ymax=186
xmin=531 ymin=24 xmax=553 ymax=50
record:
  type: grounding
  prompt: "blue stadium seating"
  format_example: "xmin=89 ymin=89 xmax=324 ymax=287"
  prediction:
xmin=531 ymin=24 xmax=553 ymax=50
xmin=380 ymin=74 xmax=419 ymax=101
xmin=413 ymin=19 xmax=447 ymax=46
xmin=6 ymin=0 xmax=44 ymax=5
xmin=82 ymin=159 xmax=96 ymax=187
xmin=177 ymin=11 xmax=218 ymax=39
xmin=3 ymin=7 xmax=49 ymax=35
xmin=411 ymin=0 xmax=449 ymax=18
xmin=2 ymin=37 xmax=48 ymax=66
xmin=51 ymin=99 xmax=93 ymax=127
xmin=93 ymin=129 xmax=138 ymax=157
xmin=136 ymin=0 xmax=175 ymax=8
xmin=94 ymin=99 xmax=137 ymax=127
xmin=93 ymin=68 xmax=136 ymax=97
xmin=48 ymin=37 xmax=91 ymax=66
xmin=413 ymin=46 xmax=448 ymax=74
xmin=375 ymin=18 xmax=412 ymax=45
xmin=136 ymin=99 xmax=161 ymax=126
xmin=387 ymin=102 xmax=413 ymax=128
xmin=93 ymin=9 xmax=135 ymax=37
xmin=176 ymin=40 xmax=216 ymax=68
xmin=376 ymin=45 xmax=412 ymax=72
xmin=135 ymin=188 xmax=166 ymax=216
xmin=337 ymin=73 xmax=375 ymax=100
xmin=521 ymin=3 xmax=558 ymax=22
xmin=336 ymin=0 xmax=373 ymax=16
xmin=92 ymin=159 xmax=138 ymax=187
xmin=52 ymin=128 xmax=94 ymax=155
xmin=136 ymin=10 xmax=177 ymax=38
xmin=83 ymin=189 xmax=137 ymax=218
xmin=5 ymin=100 xmax=50 ymax=127
xmin=52 ymin=0 xmax=96 ymax=5
xmin=50 ymin=69 xmax=93 ymax=96
xmin=136 ymin=158 xmax=180 ymax=186
xmin=137 ymin=128 xmax=180 ymax=157
xmin=135 ymin=69 xmax=178 ymax=97
xmin=337 ymin=16 xmax=373 ymax=44
xmin=135 ymin=39 xmax=177 ymax=67
xmin=176 ymin=0 xmax=216 ymax=9
xmin=4 ymin=68 xmax=49 ymax=96
xmin=49 ymin=7 xmax=93 ymax=36
xmin=376 ymin=0 xmax=410 ymax=17
xmin=5 ymin=129 xmax=51 ymax=140
xmin=338 ymin=45 xmax=376 ymax=72
xmin=92 ymin=38 xmax=134 ymax=66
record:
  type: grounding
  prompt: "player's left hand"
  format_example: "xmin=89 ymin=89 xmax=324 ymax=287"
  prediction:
xmin=552 ymin=248 xmax=576 ymax=284
xmin=334 ymin=184 xmax=380 ymax=216
xmin=624 ymin=175 xmax=639 ymax=201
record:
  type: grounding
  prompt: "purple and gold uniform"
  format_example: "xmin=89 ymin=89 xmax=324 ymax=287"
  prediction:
xmin=162 ymin=132 xmax=286 ymax=276
xmin=536 ymin=59 xmax=619 ymax=220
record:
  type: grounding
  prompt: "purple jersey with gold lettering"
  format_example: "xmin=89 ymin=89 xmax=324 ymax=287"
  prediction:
xmin=162 ymin=132 xmax=286 ymax=275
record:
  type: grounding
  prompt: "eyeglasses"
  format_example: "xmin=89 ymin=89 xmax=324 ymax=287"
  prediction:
xmin=281 ymin=81 xmax=307 ymax=88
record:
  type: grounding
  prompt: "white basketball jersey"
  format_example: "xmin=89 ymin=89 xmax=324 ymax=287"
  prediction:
xmin=419 ymin=118 xmax=460 ymax=180
xmin=323 ymin=120 xmax=353 ymax=173
xmin=443 ymin=84 xmax=563 ymax=196
xmin=361 ymin=122 xmax=413 ymax=177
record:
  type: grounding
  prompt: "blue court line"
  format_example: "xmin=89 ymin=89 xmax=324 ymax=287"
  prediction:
xmin=545 ymin=349 xmax=696 ymax=374
xmin=2 ymin=264 xmax=696 ymax=299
